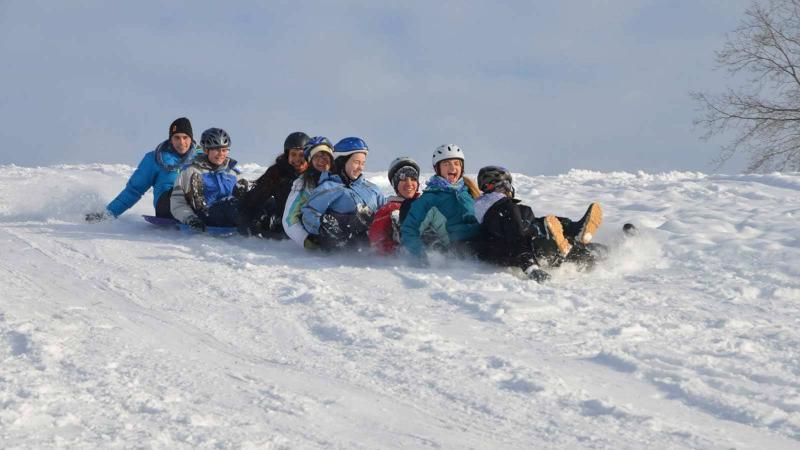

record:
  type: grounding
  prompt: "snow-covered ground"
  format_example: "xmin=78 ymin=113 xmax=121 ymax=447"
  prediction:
xmin=1 ymin=164 xmax=799 ymax=449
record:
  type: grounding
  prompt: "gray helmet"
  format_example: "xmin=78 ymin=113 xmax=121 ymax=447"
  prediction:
xmin=387 ymin=157 xmax=420 ymax=192
xmin=477 ymin=165 xmax=514 ymax=195
xmin=200 ymin=127 xmax=231 ymax=149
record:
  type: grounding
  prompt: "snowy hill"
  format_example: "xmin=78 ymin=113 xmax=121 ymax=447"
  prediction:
xmin=1 ymin=164 xmax=799 ymax=449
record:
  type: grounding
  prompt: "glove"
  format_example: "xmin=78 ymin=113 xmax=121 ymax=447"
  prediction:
xmin=390 ymin=209 xmax=402 ymax=243
xmin=233 ymin=179 xmax=250 ymax=200
xmin=85 ymin=210 xmax=113 ymax=223
xmin=355 ymin=203 xmax=374 ymax=227
xmin=320 ymin=214 xmax=345 ymax=241
xmin=303 ymin=235 xmax=320 ymax=250
xmin=524 ymin=264 xmax=550 ymax=283
xmin=186 ymin=215 xmax=207 ymax=232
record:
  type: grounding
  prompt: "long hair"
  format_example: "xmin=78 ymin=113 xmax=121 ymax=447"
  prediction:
xmin=242 ymin=153 xmax=292 ymax=211
xmin=301 ymin=167 xmax=323 ymax=190
xmin=463 ymin=176 xmax=481 ymax=199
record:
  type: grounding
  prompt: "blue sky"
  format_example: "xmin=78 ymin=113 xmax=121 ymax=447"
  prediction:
xmin=0 ymin=0 xmax=752 ymax=175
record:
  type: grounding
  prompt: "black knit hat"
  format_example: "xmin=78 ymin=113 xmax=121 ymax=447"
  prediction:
xmin=169 ymin=117 xmax=193 ymax=139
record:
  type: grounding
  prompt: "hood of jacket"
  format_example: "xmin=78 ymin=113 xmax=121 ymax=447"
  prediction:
xmin=155 ymin=139 xmax=198 ymax=172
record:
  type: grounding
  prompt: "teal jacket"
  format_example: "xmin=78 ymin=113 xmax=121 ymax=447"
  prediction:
xmin=400 ymin=176 xmax=480 ymax=258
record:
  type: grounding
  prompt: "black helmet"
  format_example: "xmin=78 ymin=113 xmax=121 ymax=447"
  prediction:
xmin=284 ymin=131 xmax=310 ymax=153
xmin=477 ymin=165 xmax=513 ymax=195
xmin=201 ymin=128 xmax=231 ymax=149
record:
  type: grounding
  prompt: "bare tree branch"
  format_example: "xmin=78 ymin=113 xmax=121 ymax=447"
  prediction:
xmin=695 ymin=0 xmax=800 ymax=172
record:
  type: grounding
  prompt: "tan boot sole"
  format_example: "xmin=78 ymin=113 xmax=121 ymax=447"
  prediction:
xmin=544 ymin=215 xmax=571 ymax=257
xmin=578 ymin=203 xmax=603 ymax=244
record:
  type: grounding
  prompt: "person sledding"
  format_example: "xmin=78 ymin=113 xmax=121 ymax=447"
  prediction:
xmin=472 ymin=165 xmax=604 ymax=282
xmin=283 ymin=136 xmax=335 ymax=248
xmin=301 ymin=137 xmax=386 ymax=251
xmin=368 ymin=157 xmax=422 ymax=255
xmin=86 ymin=117 xmax=200 ymax=222
xmin=400 ymin=144 xmax=481 ymax=265
xmin=170 ymin=128 xmax=248 ymax=232
xmin=239 ymin=131 xmax=310 ymax=238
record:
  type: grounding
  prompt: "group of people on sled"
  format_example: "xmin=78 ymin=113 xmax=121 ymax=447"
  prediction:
xmin=86 ymin=117 xmax=605 ymax=282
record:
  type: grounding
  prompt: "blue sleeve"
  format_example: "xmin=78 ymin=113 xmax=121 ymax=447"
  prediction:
xmin=106 ymin=153 xmax=158 ymax=217
xmin=376 ymin=190 xmax=388 ymax=208
xmin=400 ymin=194 xmax=433 ymax=258
xmin=301 ymin=186 xmax=341 ymax=235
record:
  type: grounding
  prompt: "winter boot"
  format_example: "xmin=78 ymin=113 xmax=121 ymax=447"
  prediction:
xmin=576 ymin=203 xmax=603 ymax=244
xmin=544 ymin=215 xmax=572 ymax=257
xmin=531 ymin=237 xmax=564 ymax=267
xmin=189 ymin=173 xmax=207 ymax=213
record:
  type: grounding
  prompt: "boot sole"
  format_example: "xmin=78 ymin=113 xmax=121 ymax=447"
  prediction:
xmin=544 ymin=215 xmax=571 ymax=257
xmin=578 ymin=203 xmax=603 ymax=244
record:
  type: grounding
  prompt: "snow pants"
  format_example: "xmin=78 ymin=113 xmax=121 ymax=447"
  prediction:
xmin=317 ymin=212 xmax=371 ymax=252
xmin=200 ymin=198 xmax=240 ymax=228
xmin=155 ymin=189 xmax=174 ymax=219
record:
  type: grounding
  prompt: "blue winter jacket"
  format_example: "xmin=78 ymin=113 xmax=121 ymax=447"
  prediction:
xmin=400 ymin=176 xmax=480 ymax=258
xmin=170 ymin=154 xmax=244 ymax=224
xmin=301 ymin=172 xmax=387 ymax=235
xmin=106 ymin=140 xmax=199 ymax=217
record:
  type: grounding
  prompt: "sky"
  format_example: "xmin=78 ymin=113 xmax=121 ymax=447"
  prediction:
xmin=0 ymin=0 xmax=754 ymax=175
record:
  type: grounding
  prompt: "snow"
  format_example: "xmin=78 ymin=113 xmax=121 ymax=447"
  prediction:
xmin=1 ymin=164 xmax=799 ymax=449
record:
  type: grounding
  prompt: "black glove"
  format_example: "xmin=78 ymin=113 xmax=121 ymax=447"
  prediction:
xmin=526 ymin=267 xmax=550 ymax=283
xmin=233 ymin=179 xmax=250 ymax=200
xmin=319 ymin=214 xmax=345 ymax=241
xmin=85 ymin=210 xmax=113 ymax=223
xmin=186 ymin=215 xmax=207 ymax=232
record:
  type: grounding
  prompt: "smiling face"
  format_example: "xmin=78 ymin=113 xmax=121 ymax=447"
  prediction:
xmin=205 ymin=147 xmax=229 ymax=166
xmin=311 ymin=152 xmax=332 ymax=172
xmin=396 ymin=177 xmax=419 ymax=199
xmin=170 ymin=133 xmax=192 ymax=155
xmin=287 ymin=148 xmax=308 ymax=172
xmin=437 ymin=158 xmax=463 ymax=183
xmin=344 ymin=152 xmax=367 ymax=180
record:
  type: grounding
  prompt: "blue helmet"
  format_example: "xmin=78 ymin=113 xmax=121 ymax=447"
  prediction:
xmin=333 ymin=137 xmax=369 ymax=157
xmin=303 ymin=136 xmax=334 ymax=161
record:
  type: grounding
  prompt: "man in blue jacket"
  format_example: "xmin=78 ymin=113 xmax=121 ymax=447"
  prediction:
xmin=86 ymin=117 xmax=199 ymax=222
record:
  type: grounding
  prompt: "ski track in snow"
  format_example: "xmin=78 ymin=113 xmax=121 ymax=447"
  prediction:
xmin=1 ymin=164 xmax=799 ymax=449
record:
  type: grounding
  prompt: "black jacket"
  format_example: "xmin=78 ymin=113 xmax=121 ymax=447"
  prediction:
xmin=476 ymin=196 xmax=538 ymax=270
xmin=240 ymin=155 xmax=301 ymax=235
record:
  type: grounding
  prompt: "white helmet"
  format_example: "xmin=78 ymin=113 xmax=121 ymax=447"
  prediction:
xmin=432 ymin=144 xmax=464 ymax=169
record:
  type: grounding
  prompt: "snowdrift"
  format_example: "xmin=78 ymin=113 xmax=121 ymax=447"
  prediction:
xmin=1 ymin=164 xmax=799 ymax=449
